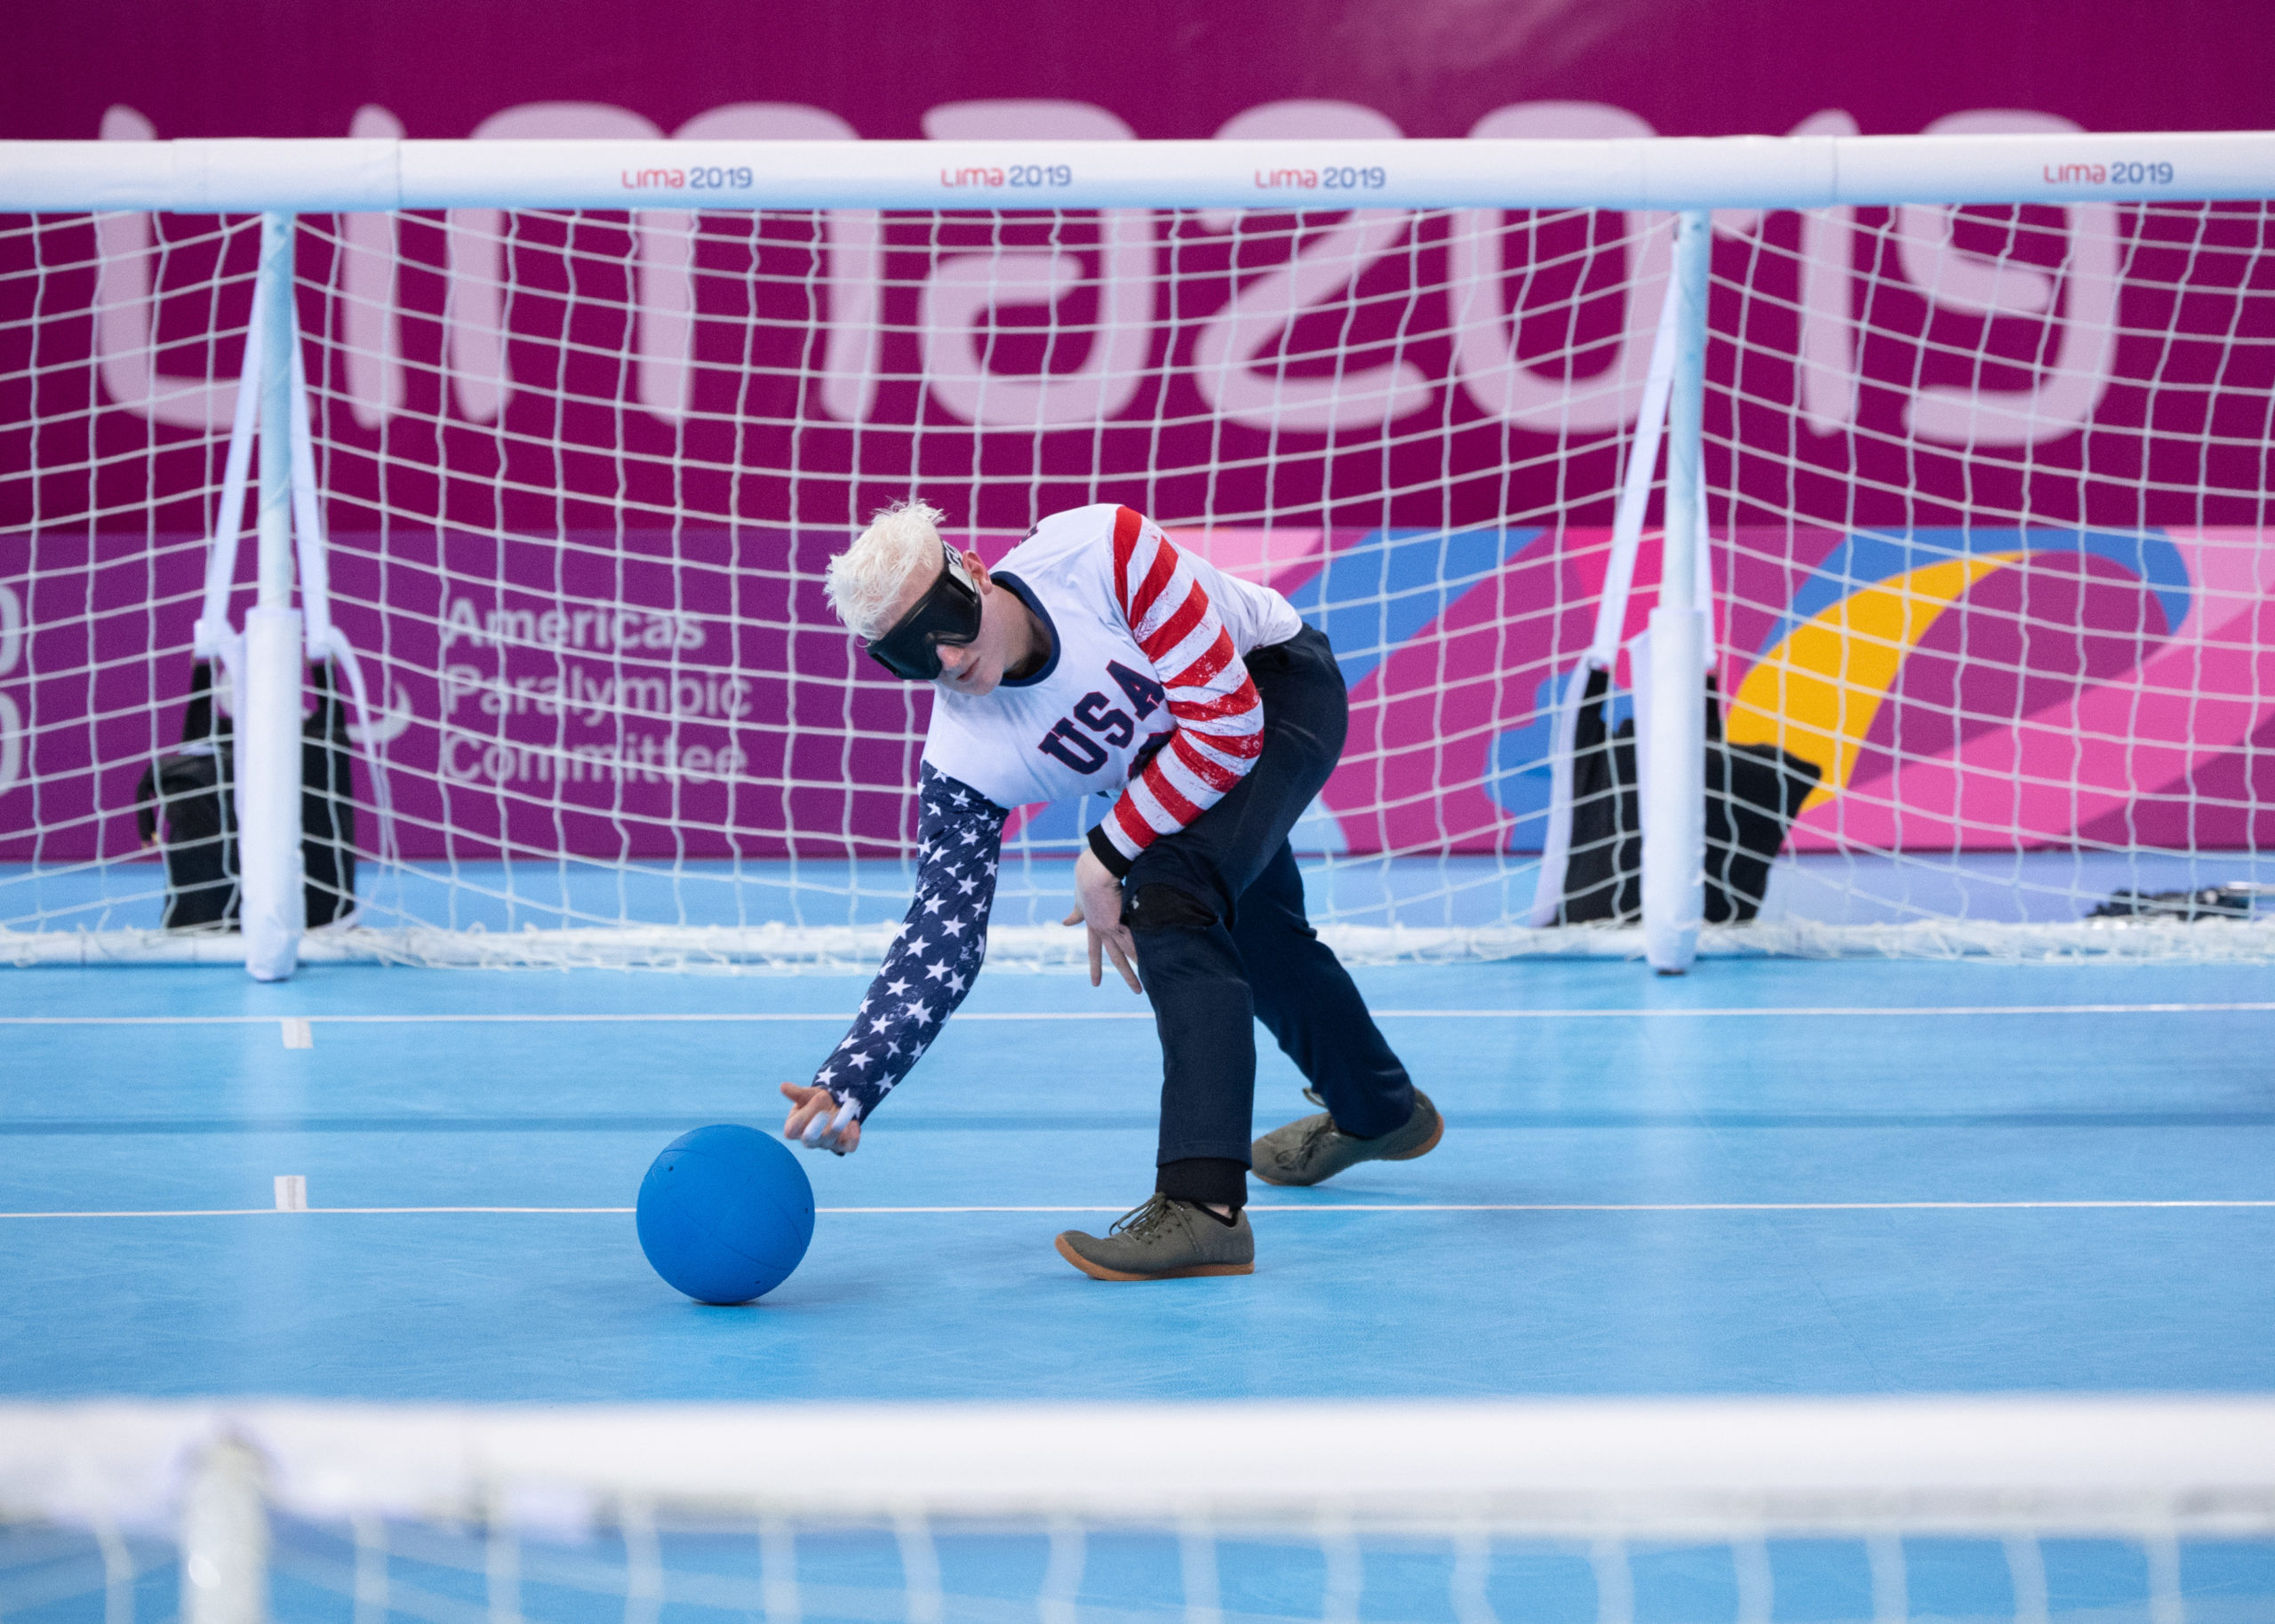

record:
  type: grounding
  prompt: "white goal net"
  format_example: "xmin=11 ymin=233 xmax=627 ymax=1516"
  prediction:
xmin=4 ymin=1398 xmax=2272 ymax=1624
xmin=3 ymin=125 xmax=2274 ymax=969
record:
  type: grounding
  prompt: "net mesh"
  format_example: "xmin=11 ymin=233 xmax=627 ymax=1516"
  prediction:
xmin=10 ymin=1511 xmax=2269 ymax=1624
xmin=3 ymin=184 xmax=2273 ymax=963
xmin=4 ymin=1402 xmax=2273 ymax=1624
xmin=1706 ymin=195 xmax=2275 ymax=951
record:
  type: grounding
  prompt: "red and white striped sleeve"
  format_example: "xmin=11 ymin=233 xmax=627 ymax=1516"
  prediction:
xmin=1087 ymin=506 xmax=1267 ymax=876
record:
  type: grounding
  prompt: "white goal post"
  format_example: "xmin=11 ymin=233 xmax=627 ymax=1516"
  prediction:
xmin=4 ymin=128 xmax=2275 ymax=975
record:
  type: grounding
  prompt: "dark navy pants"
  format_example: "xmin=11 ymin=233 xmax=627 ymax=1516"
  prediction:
xmin=1122 ymin=625 xmax=1416 ymax=1206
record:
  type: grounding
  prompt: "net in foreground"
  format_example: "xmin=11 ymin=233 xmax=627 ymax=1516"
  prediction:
xmin=3 ymin=1397 xmax=2273 ymax=1624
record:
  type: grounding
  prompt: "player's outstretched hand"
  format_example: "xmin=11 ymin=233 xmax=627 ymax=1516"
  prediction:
xmin=779 ymin=1082 xmax=862 ymax=1156
xmin=1066 ymin=847 xmax=1142 ymax=994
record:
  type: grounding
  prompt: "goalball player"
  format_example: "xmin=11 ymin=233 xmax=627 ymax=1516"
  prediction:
xmin=778 ymin=500 xmax=1442 ymax=1279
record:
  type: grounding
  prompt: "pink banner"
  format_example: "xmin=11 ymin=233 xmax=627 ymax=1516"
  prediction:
xmin=4 ymin=2 xmax=2271 ymax=862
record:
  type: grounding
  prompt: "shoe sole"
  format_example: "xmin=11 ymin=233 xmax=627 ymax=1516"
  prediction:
xmin=1054 ymin=1233 xmax=1255 ymax=1281
xmin=1249 ymin=1106 xmax=1446 ymax=1188
xmin=1393 ymin=1107 xmax=1448 ymax=1161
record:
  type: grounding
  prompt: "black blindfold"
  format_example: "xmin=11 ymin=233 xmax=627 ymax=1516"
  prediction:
xmin=865 ymin=545 xmax=982 ymax=681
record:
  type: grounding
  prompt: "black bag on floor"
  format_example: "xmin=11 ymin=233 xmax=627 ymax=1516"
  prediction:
xmin=302 ymin=659 xmax=358 ymax=927
xmin=1556 ymin=673 xmax=1821 ymax=926
xmin=1702 ymin=685 xmax=1820 ymax=923
xmin=134 ymin=659 xmax=359 ymax=930
xmin=133 ymin=661 xmax=237 ymax=928
xmin=1557 ymin=667 xmax=1642 ymax=924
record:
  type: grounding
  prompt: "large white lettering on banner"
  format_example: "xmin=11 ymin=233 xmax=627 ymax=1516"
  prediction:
xmin=918 ymin=100 xmax=1153 ymax=429
xmin=1894 ymin=109 xmax=2119 ymax=447
xmin=90 ymin=99 xmax=2125 ymax=447
xmin=1446 ymin=101 xmax=1671 ymax=434
xmin=1192 ymin=100 xmax=1432 ymax=433
xmin=93 ymin=106 xmax=240 ymax=431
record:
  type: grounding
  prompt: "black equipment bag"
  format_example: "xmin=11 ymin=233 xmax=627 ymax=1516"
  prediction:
xmin=134 ymin=660 xmax=359 ymax=930
xmin=1702 ymin=694 xmax=1821 ymax=923
xmin=1557 ymin=672 xmax=1821 ymax=926
xmin=1557 ymin=667 xmax=1642 ymax=924
xmin=301 ymin=659 xmax=358 ymax=927
xmin=133 ymin=661 xmax=236 ymax=928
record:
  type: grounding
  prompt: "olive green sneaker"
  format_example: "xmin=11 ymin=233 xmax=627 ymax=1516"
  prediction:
xmin=1250 ymin=1087 xmax=1443 ymax=1187
xmin=1055 ymin=1194 xmax=1256 ymax=1280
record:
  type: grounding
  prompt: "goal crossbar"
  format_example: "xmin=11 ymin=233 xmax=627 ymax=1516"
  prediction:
xmin=4 ymin=130 xmax=2274 ymax=214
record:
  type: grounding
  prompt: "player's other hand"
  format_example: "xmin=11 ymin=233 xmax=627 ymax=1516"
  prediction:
xmin=1065 ymin=847 xmax=1142 ymax=994
xmin=779 ymin=1082 xmax=862 ymax=1156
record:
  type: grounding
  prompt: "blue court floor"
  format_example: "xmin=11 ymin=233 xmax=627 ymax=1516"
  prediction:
xmin=2 ymin=956 xmax=2272 ymax=1402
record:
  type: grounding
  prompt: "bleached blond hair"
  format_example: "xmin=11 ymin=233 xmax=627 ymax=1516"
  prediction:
xmin=826 ymin=499 xmax=953 ymax=638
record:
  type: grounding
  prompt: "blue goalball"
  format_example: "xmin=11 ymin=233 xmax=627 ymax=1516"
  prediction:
xmin=636 ymin=1125 xmax=816 ymax=1304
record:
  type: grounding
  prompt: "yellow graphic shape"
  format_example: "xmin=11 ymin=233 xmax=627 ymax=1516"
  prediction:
xmin=1727 ymin=554 xmax=2017 ymax=810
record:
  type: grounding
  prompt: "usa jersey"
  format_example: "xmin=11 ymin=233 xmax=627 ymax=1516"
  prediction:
xmin=925 ymin=504 xmax=1301 ymax=869
xmin=808 ymin=506 xmax=1303 ymax=1124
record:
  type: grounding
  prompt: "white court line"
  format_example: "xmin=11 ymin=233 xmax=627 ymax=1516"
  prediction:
xmin=3 ymin=1199 xmax=2271 ymax=1219
xmin=7 ymin=1002 xmax=2275 ymax=1027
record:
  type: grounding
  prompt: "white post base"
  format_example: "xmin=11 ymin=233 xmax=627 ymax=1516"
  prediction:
xmin=236 ymin=606 xmax=305 ymax=982
xmin=1640 ymin=605 xmax=1706 ymax=974
xmin=180 ymin=1438 xmax=268 ymax=1624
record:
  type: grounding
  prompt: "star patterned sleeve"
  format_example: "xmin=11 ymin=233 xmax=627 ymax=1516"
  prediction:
xmin=808 ymin=762 xmax=1006 ymax=1122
